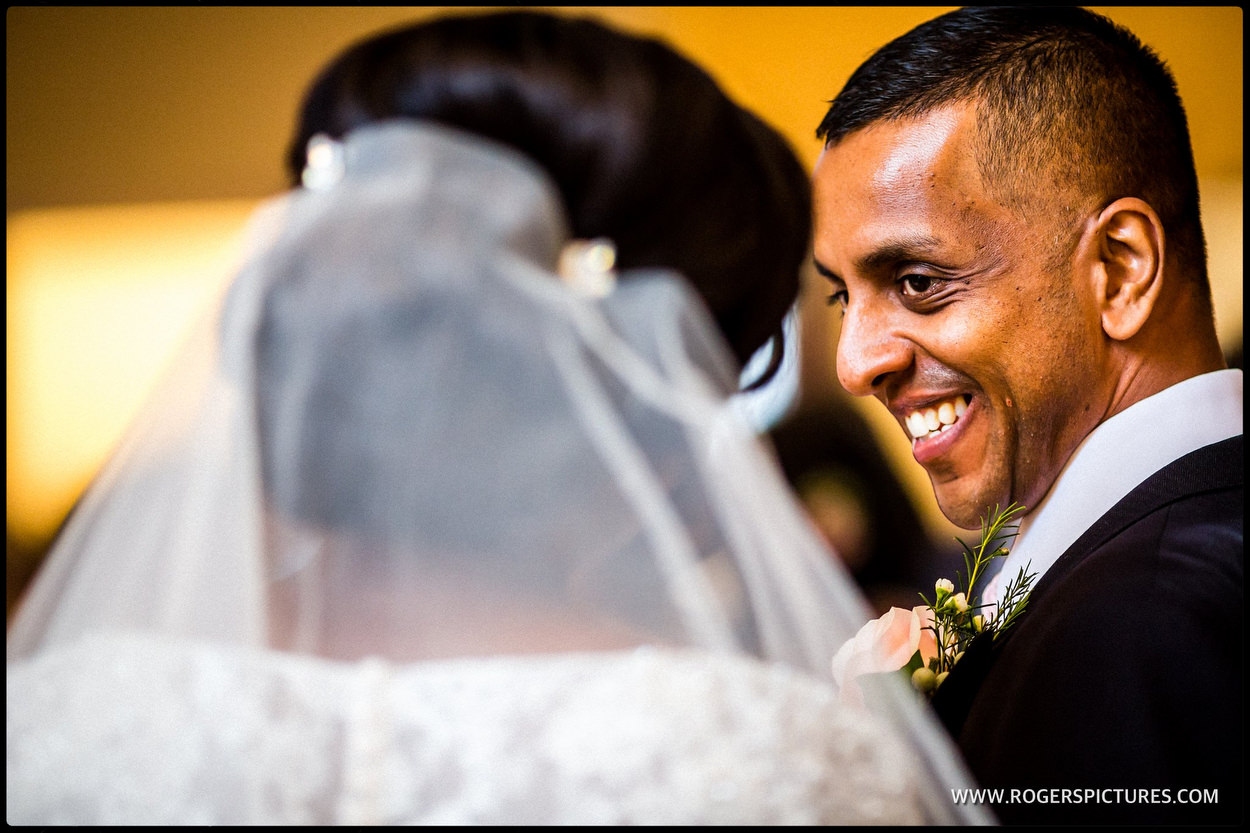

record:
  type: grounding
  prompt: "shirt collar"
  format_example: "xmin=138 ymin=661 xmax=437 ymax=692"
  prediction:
xmin=984 ymin=368 xmax=1243 ymax=607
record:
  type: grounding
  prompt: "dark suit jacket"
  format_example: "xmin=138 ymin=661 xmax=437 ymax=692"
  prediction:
xmin=932 ymin=436 xmax=1244 ymax=825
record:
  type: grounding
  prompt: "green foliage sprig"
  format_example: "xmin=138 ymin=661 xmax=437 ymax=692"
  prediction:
xmin=910 ymin=502 xmax=1034 ymax=695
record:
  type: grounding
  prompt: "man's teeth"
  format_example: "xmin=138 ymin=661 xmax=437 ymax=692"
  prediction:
xmin=906 ymin=396 xmax=968 ymax=440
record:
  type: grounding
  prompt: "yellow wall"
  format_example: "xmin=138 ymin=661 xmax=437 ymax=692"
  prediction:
xmin=6 ymin=7 xmax=1242 ymax=209
xmin=6 ymin=6 xmax=1243 ymax=556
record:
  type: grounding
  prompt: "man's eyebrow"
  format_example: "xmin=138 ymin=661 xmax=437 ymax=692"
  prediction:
xmin=813 ymin=235 xmax=945 ymax=284
xmin=813 ymin=259 xmax=840 ymax=282
xmin=856 ymin=236 xmax=943 ymax=272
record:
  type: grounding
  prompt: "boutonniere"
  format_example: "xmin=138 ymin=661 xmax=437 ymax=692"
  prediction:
xmin=832 ymin=503 xmax=1035 ymax=705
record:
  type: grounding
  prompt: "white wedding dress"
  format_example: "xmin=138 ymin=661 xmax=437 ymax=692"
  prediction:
xmin=7 ymin=122 xmax=987 ymax=825
xmin=9 ymin=635 xmax=926 ymax=825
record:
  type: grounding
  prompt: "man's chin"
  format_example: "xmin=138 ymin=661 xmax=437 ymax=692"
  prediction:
xmin=932 ymin=482 xmax=1002 ymax=531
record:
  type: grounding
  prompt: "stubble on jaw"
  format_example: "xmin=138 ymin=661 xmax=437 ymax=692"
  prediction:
xmin=933 ymin=182 xmax=1100 ymax=525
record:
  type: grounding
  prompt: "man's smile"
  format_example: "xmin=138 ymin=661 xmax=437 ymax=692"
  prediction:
xmin=904 ymin=393 xmax=970 ymax=440
xmin=894 ymin=393 xmax=977 ymax=466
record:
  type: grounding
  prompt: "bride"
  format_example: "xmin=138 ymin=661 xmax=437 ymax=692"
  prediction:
xmin=7 ymin=11 xmax=989 ymax=825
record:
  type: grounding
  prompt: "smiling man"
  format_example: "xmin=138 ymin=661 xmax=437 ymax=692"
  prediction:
xmin=812 ymin=6 xmax=1242 ymax=825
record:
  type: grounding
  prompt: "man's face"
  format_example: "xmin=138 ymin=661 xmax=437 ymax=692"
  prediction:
xmin=811 ymin=103 xmax=1111 ymax=529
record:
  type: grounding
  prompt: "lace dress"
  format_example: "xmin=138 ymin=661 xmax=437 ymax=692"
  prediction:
xmin=8 ymin=633 xmax=925 ymax=825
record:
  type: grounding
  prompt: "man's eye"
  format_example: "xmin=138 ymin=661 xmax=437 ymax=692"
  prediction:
xmin=826 ymin=289 xmax=848 ymax=308
xmin=900 ymin=274 xmax=938 ymax=297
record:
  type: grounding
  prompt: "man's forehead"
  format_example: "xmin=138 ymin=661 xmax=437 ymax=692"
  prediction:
xmin=814 ymin=106 xmax=991 ymax=250
xmin=816 ymin=104 xmax=978 ymax=194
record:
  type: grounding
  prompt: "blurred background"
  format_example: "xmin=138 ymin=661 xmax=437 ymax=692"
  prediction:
xmin=7 ymin=7 xmax=1242 ymax=617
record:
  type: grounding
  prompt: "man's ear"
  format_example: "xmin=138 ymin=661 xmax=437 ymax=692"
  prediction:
xmin=1092 ymin=197 xmax=1165 ymax=341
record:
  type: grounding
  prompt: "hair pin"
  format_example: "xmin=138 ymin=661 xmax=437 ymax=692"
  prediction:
xmin=557 ymin=238 xmax=617 ymax=297
xmin=301 ymin=133 xmax=346 ymax=191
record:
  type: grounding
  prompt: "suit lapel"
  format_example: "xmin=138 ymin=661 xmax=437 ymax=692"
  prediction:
xmin=930 ymin=629 xmax=995 ymax=736
xmin=928 ymin=435 xmax=1242 ymax=738
xmin=1029 ymin=434 xmax=1242 ymax=603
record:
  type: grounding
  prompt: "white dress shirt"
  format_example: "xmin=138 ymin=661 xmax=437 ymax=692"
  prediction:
xmin=982 ymin=368 xmax=1244 ymax=609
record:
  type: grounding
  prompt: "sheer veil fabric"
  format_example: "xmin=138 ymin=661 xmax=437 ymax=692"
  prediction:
xmin=7 ymin=121 xmax=990 ymax=824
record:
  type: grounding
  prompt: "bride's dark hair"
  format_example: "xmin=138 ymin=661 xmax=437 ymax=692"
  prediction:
xmin=287 ymin=10 xmax=810 ymax=384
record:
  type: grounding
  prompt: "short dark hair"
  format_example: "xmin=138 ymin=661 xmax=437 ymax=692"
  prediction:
xmin=289 ymin=11 xmax=811 ymax=376
xmin=817 ymin=6 xmax=1207 ymax=284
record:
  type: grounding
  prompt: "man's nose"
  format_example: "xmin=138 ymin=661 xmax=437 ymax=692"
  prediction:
xmin=836 ymin=303 xmax=913 ymax=397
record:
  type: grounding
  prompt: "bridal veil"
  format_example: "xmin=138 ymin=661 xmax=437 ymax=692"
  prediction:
xmin=7 ymin=121 xmax=990 ymax=824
